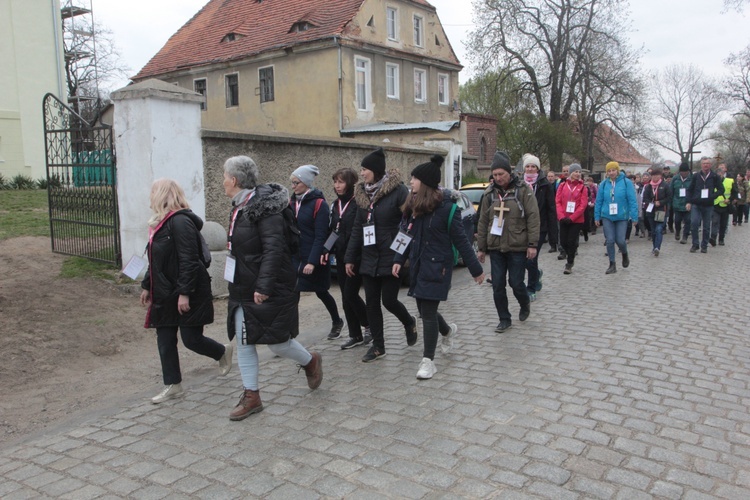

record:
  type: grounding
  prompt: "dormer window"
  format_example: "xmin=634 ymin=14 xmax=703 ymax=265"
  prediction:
xmin=291 ymin=21 xmax=313 ymax=33
xmin=221 ymin=32 xmax=243 ymax=43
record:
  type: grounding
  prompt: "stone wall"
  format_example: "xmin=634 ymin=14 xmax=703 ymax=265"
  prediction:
xmin=202 ymin=130 xmax=448 ymax=228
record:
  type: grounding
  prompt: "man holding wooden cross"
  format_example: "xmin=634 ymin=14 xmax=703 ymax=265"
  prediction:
xmin=477 ymin=151 xmax=541 ymax=333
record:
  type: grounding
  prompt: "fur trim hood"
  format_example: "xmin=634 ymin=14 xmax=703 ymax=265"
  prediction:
xmin=241 ymin=183 xmax=289 ymax=222
xmin=354 ymin=169 xmax=404 ymax=209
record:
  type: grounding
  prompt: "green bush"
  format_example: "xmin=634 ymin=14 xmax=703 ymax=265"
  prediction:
xmin=36 ymin=177 xmax=48 ymax=189
xmin=0 ymin=173 xmax=8 ymax=190
xmin=461 ymin=171 xmax=489 ymax=186
xmin=9 ymin=174 xmax=36 ymax=190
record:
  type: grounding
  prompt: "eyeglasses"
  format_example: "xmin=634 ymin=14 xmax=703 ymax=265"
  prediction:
xmin=291 ymin=180 xmax=301 ymax=186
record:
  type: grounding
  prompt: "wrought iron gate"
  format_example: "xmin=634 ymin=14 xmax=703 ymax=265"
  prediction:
xmin=43 ymin=93 xmax=121 ymax=266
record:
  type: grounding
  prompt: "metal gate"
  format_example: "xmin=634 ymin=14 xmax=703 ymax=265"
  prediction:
xmin=43 ymin=93 xmax=121 ymax=266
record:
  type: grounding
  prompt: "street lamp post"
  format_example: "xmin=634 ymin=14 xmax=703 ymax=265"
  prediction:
xmin=690 ymin=150 xmax=702 ymax=171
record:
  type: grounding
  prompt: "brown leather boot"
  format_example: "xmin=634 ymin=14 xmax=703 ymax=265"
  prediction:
xmin=229 ymin=389 xmax=263 ymax=421
xmin=303 ymin=352 xmax=323 ymax=390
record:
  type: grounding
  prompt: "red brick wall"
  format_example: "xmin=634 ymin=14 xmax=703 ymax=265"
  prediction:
xmin=461 ymin=113 xmax=497 ymax=168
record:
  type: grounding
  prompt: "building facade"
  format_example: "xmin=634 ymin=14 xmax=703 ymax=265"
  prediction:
xmin=0 ymin=0 xmax=66 ymax=180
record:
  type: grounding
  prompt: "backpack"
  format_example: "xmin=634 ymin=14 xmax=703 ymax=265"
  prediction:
xmin=281 ymin=206 xmax=301 ymax=256
xmin=197 ymin=232 xmax=211 ymax=269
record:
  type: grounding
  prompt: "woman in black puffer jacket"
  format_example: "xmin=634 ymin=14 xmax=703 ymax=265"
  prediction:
xmin=345 ymin=147 xmax=417 ymax=363
xmin=140 ymin=179 xmax=231 ymax=405
xmin=222 ymin=156 xmax=322 ymax=422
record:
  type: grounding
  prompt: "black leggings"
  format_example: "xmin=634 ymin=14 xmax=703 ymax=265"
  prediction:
xmin=337 ymin=268 xmax=368 ymax=338
xmin=362 ymin=274 xmax=413 ymax=351
xmin=416 ymin=299 xmax=449 ymax=360
xmin=156 ymin=325 xmax=225 ymax=385
xmin=559 ymin=222 xmax=582 ymax=265
xmin=314 ymin=290 xmax=341 ymax=323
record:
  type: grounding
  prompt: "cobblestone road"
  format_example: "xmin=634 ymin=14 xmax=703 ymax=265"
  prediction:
xmin=2 ymin=225 xmax=750 ymax=499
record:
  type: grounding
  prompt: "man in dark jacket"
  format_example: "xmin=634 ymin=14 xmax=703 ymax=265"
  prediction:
xmin=477 ymin=151 xmax=540 ymax=333
xmin=520 ymin=153 xmax=555 ymax=301
xmin=671 ymin=161 xmax=692 ymax=243
xmin=686 ymin=157 xmax=723 ymax=253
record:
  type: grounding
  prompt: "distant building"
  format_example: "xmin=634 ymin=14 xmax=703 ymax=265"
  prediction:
xmin=592 ymin=124 xmax=650 ymax=174
xmin=460 ymin=113 xmax=498 ymax=171
xmin=133 ymin=0 xmax=462 ymax=144
xmin=0 ymin=0 xmax=66 ymax=180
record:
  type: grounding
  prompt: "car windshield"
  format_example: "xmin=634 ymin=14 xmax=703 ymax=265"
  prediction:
xmin=461 ymin=188 xmax=485 ymax=204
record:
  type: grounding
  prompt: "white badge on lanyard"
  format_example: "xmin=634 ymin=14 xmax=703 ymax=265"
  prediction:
xmin=390 ymin=230 xmax=413 ymax=255
xmin=566 ymin=201 xmax=576 ymax=213
xmin=491 ymin=216 xmax=504 ymax=236
xmin=122 ymin=255 xmax=147 ymax=280
xmin=609 ymin=203 xmax=618 ymax=215
xmin=224 ymin=255 xmax=237 ymax=283
xmin=701 ymin=188 xmax=709 ymax=199
xmin=363 ymin=224 xmax=376 ymax=246
xmin=679 ymin=188 xmax=686 ymax=197
xmin=646 ymin=202 xmax=654 ymax=213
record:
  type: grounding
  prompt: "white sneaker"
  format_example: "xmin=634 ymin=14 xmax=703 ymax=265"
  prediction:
xmin=441 ymin=323 xmax=457 ymax=355
xmin=151 ymin=383 xmax=183 ymax=404
xmin=416 ymin=358 xmax=436 ymax=380
xmin=219 ymin=343 xmax=233 ymax=376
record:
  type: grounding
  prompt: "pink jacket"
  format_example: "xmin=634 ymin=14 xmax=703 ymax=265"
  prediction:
xmin=555 ymin=179 xmax=588 ymax=224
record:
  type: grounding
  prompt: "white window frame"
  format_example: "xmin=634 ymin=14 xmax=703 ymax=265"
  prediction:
xmin=258 ymin=65 xmax=274 ymax=103
xmin=414 ymin=68 xmax=427 ymax=103
xmin=193 ymin=78 xmax=207 ymax=110
xmin=225 ymin=73 xmax=239 ymax=108
xmin=386 ymin=6 xmax=398 ymax=41
xmin=386 ymin=63 xmax=400 ymax=100
xmin=438 ymin=73 xmax=449 ymax=105
xmin=354 ymin=56 xmax=372 ymax=111
xmin=413 ymin=14 xmax=424 ymax=47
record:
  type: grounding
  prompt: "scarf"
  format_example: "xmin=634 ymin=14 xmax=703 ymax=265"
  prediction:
xmin=523 ymin=173 xmax=538 ymax=187
xmin=364 ymin=174 xmax=388 ymax=201
xmin=649 ymin=179 xmax=662 ymax=190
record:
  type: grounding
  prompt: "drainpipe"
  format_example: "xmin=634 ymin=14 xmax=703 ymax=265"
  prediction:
xmin=335 ymin=36 xmax=343 ymax=134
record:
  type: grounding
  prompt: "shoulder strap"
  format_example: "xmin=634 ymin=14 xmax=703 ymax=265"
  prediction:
xmin=313 ymin=198 xmax=323 ymax=218
xmin=447 ymin=202 xmax=457 ymax=232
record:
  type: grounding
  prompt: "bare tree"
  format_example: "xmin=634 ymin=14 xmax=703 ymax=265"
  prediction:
xmin=63 ymin=18 xmax=129 ymax=121
xmin=648 ymin=64 xmax=727 ymax=162
xmin=723 ymin=0 xmax=749 ymax=12
xmin=725 ymin=45 xmax=750 ymax=120
xmin=712 ymin=116 xmax=750 ymax=170
xmin=469 ymin=0 xmax=632 ymax=168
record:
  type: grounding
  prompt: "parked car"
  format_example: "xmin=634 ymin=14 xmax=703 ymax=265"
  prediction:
xmin=460 ymin=182 xmax=490 ymax=211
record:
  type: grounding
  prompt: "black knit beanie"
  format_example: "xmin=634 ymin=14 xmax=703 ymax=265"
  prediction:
xmin=361 ymin=147 xmax=386 ymax=178
xmin=490 ymin=151 xmax=512 ymax=173
xmin=411 ymin=155 xmax=444 ymax=189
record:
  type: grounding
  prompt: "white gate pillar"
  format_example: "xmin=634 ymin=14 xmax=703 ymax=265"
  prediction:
xmin=111 ymin=79 xmax=205 ymax=268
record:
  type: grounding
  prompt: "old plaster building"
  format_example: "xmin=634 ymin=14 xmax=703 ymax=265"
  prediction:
xmin=133 ymin=0 xmax=462 ymax=143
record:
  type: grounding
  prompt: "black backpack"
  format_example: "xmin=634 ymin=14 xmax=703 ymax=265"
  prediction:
xmin=197 ymin=232 xmax=212 ymax=269
xmin=281 ymin=206 xmax=301 ymax=257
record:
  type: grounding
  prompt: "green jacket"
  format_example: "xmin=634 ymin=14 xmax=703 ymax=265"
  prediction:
xmin=737 ymin=179 xmax=749 ymax=205
xmin=671 ymin=174 xmax=692 ymax=212
xmin=477 ymin=176 xmax=540 ymax=253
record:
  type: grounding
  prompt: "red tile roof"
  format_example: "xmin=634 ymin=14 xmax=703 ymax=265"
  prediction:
xmin=595 ymin=123 xmax=650 ymax=165
xmin=134 ymin=0 xmax=441 ymax=81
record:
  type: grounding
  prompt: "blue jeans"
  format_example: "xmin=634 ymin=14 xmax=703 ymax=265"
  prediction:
xmin=490 ymin=251 xmax=529 ymax=321
xmin=690 ymin=205 xmax=713 ymax=249
xmin=647 ymin=214 xmax=665 ymax=251
xmin=525 ymin=231 xmax=546 ymax=294
xmin=601 ymin=218 xmax=629 ymax=262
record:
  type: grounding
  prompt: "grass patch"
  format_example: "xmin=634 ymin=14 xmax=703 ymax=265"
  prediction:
xmin=59 ymin=256 xmax=121 ymax=280
xmin=0 ymin=190 xmax=50 ymax=240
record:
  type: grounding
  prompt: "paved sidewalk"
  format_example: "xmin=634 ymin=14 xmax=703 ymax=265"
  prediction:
xmin=2 ymin=226 xmax=750 ymax=499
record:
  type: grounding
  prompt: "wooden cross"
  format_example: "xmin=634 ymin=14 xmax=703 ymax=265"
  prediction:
xmin=494 ymin=200 xmax=511 ymax=226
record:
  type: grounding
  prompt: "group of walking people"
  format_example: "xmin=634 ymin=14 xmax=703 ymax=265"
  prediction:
xmin=139 ymin=148 xmax=484 ymax=420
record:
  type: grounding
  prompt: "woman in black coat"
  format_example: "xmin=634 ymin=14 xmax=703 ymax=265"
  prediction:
xmin=345 ymin=147 xmax=417 ymax=363
xmin=327 ymin=167 xmax=370 ymax=349
xmin=393 ymin=156 xmax=485 ymax=380
xmin=289 ymin=164 xmax=343 ymax=339
xmin=223 ymin=156 xmax=322 ymax=422
xmin=140 ymin=178 xmax=231 ymax=404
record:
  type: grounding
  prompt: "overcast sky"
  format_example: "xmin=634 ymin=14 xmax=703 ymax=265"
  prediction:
xmin=94 ymin=0 xmax=748 ymax=160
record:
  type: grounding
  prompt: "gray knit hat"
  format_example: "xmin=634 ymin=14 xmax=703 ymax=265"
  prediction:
xmin=490 ymin=151 xmax=512 ymax=173
xmin=568 ymin=163 xmax=582 ymax=175
xmin=291 ymin=164 xmax=320 ymax=188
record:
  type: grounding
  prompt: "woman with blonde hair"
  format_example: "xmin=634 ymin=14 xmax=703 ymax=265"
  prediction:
xmin=140 ymin=178 xmax=232 ymax=404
